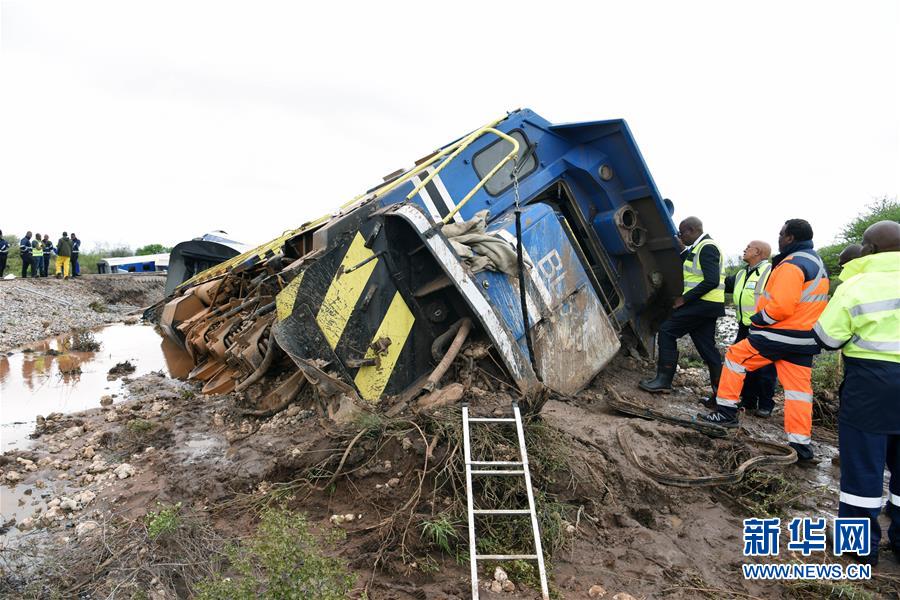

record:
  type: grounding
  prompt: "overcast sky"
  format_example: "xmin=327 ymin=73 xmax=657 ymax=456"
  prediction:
xmin=1 ymin=1 xmax=897 ymax=259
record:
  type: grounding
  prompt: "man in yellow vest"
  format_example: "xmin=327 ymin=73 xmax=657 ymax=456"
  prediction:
xmin=719 ymin=240 xmax=776 ymax=417
xmin=813 ymin=220 xmax=900 ymax=566
xmin=640 ymin=216 xmax=725 ymax=395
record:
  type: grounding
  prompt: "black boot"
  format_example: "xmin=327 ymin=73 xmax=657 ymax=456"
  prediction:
xmin=789 ymin=442 xmax=814 ymax=462
xmin=698 ymin=362 xmax=723 ymax=409
xmin=639 ymin=364 xmax=675 ymax=393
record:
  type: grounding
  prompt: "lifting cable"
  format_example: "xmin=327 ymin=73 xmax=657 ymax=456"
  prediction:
xmin=512 ymin=158 xmax=542 ymax=383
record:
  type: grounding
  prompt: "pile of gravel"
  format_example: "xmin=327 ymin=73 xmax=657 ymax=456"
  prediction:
xmin=0 ymin=276 xmax=165 ymax=352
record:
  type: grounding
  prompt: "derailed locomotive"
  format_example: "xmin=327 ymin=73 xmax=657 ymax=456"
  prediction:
xmin=152 ymin=109 xmax=682 ymax=412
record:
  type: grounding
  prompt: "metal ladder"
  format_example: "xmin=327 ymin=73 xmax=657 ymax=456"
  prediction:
xmin=462 ymin=402 xmax=549 ymax=600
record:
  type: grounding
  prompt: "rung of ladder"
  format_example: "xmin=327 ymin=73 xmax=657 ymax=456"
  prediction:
xmin=470 ymin=469 xmax=524 ymax=476
xmin=476 ymin=554 xmax=538 ymax=561
xmin=469 ymin=460 xmax=522 ymax=466
xmin=473 ymin=509 xmax=531 ymax=515
xmin=468 ymin=417 xmax=516 ymax=422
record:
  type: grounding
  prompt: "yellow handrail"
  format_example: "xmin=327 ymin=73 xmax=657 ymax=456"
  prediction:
xmin=176 ymin=113 xmax=516 ymax=290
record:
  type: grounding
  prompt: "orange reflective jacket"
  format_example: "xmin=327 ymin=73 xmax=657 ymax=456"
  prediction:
xmin=749 ymin=242 xmax=829 ymax=352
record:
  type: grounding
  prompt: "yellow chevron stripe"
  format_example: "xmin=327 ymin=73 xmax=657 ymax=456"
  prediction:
xmin=316 ymin=232 xmax=378 ymax=349
xmin=275 ymin=270 xmax=305 ymax=322
xmin=354 ymin=291 xmax=415 ymax=402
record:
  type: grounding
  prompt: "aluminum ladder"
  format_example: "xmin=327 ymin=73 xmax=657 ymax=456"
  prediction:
xmin=462 ymin=402 xmax=549 ymax=600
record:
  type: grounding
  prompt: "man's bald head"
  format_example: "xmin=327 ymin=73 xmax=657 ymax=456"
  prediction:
xmin=838 ymin=243 xmax=862 ymax=266
xmin=677 ymin=216 xmax=704 ymax=246
xmin=861 ymin=220 xmax=900 ymax=256
xmin=741 ymin=240 xmax=771 ymax=267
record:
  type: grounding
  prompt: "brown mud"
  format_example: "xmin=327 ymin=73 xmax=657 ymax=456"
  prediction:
xmin=2 ymin=348 xmax=899 ymax=599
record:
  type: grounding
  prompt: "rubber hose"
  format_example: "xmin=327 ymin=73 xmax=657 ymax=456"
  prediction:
xmin=235 ymin=326 xmax=278 ymax=392
xmin=425 ymin=318 xmax=472 ymax=390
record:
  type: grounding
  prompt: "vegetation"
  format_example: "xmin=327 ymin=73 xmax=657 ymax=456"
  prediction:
xmin=146 ymin=502 xmax=183 ymax=540
xmin=818 ymin=196 xmax=899 ymax=276
xmin=197 ymin=507 xmax=355 ymax=600
xmin=136 ymin=243 xmax=172 ymax=255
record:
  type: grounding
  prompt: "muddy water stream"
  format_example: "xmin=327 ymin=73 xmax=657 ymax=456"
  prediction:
xmin=0 ymin=323 xmax=191 ymax=453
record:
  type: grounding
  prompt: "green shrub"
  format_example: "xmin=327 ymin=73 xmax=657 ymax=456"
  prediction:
xmin=421 ymin=514 xmax=461 ymax=556
xmin=812 ymin=352 xmax=842 ymax=396
xmin=196 ymin=507 xmax=355 ymax=600
xmin=146 ymin=502 xmax=183 ymax=540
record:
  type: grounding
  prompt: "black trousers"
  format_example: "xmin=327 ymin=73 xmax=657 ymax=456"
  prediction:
xmin=41 ymin=254 xmax=51 ymax=277
xmin=21 ymin=254 xmax=33 ymax=278
xmin=0 ymin=253 xmax=7 ymax=277
xmin=657 ymin=302 xmax=723 ymax=370
xmin=734 ymin=324 xmax=776 ymax=410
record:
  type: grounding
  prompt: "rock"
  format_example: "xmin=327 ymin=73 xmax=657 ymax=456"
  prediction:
xmin=74 ymin=490 xmax=96 ymax=506
xmin=63 ymin=426 xmax=84 ymax=439
xmin=88 ymin=461 xmax=109 ymax=474
xmin=60 ymin=497 xmax=79 ymax=512
xmin=612 ymin=594 xmax=637 ymax=600
xmin=100 ymin=395 xmax=114 ymax=406
xmin=48 ymin=498 xmax=61 ymax=508
xmin=493 ymin=566 xmax=508 ymax=583
xmin=489 ymin=580 xmax=503 ymax=593
xmin=387 ymin=478 xmax=400 ymax=487
xmin=114 ymin=463 xmax=135 ymax=479
xmin=566 ymin=524 xmax=576 ymax=534
xmin=212 ymin=413 xmax=225 ymax=428
xmin=105 ymin=412 xmax=118 ymax=422
xmin=401 ymin=437 xmax=413 ymax=451
xmin=502 ymin=580 xmax=515 ymax=592
xmin=18 ymin=517 xmax=35 ymax=531
xmin=588 ymin=585 xmax=607 ymax=598
xmin=284 ymin=404 xmax=301 ymax=418
xmin=76 ymin=520 xmax=100 ymax=538
xmin=36 ymin=415 xmax=46 ymax=426
xmin=41 ymin=505 xmax=62 ymax=522
xmin=330 ymin=514 xmax=347 ymax=525
xmin=82 ymin=446 xmax=95 ymax=459
xmin=4 ymin=471 xmax=23 ymax=483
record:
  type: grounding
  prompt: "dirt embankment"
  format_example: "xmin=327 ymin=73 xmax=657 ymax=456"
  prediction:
xmin=3 ymin=346 xmax=898 ymax=599
xmin=0 ymin=275 xmax=165 ymax=351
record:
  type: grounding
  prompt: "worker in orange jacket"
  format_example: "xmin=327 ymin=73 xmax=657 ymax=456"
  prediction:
xmin=701 ymin=219 xmax=829 ymax=460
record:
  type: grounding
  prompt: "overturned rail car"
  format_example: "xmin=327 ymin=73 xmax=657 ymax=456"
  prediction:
xmin=151 ymin=110 xmax=682 ymax=411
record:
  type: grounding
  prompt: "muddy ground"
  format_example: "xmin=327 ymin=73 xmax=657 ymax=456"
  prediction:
xmin=0 ymin=275 xmax=166 ymax=352
xmin=3 ymin=326 xmax=900 ymax=600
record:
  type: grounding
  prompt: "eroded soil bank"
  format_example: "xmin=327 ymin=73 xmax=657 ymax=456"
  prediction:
xmin=2 ymin=334 xmax=899 ymax=599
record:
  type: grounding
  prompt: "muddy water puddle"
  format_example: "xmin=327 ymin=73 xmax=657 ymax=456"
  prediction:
xmin=1 ymin=323 xmax=191 ymax=452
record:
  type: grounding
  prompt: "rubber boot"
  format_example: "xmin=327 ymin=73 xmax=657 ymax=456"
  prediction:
xmin=698 ymin=362 xmax=723 ymax=410
xmin=639 ymin=364 xmax=675 ymax=393
xmin=789 ymin=442 xmax=814 ymax=462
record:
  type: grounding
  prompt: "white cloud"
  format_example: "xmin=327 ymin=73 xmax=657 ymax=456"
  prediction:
xmin=1 ymin=0 xmax=897 ymax=258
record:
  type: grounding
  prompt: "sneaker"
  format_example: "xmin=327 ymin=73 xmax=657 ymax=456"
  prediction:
xmin=698 ymin=410 xmax=739 ymax=428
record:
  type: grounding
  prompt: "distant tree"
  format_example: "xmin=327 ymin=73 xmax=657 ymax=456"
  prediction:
xmin=136 ymin=243 xmax=172 ymax=256
xmin=839 ymin=196 xmax=899 ymax=243
xmin=819 ymin=196 xmax=898 ymax=276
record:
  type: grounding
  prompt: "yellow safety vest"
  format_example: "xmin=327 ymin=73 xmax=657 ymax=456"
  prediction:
xmin=814 ymin=252 xmax=900 ymax=363
xmin=733 ymin=260 xmax=772 ymax=325
xmin=683 ymin=236 xmax=725 ymax=303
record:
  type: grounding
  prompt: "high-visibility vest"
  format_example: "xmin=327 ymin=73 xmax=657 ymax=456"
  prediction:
xmin=814 ymin=251 xmax=900 ymax=363
xmin=683 ymin=236 xmax=725 ymax=303
xmin=733 ymin=260 xmax=772 ymax=325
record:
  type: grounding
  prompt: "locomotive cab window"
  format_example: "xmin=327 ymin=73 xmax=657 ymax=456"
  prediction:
xmin=472 ymin=130 xmax=537 ymax=196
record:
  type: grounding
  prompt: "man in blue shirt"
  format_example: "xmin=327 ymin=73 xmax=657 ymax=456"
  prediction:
xmin=19 ymin=231 xmax=34 ymax=278
xmin=0 ymin=230 xmax=9 ymax=278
